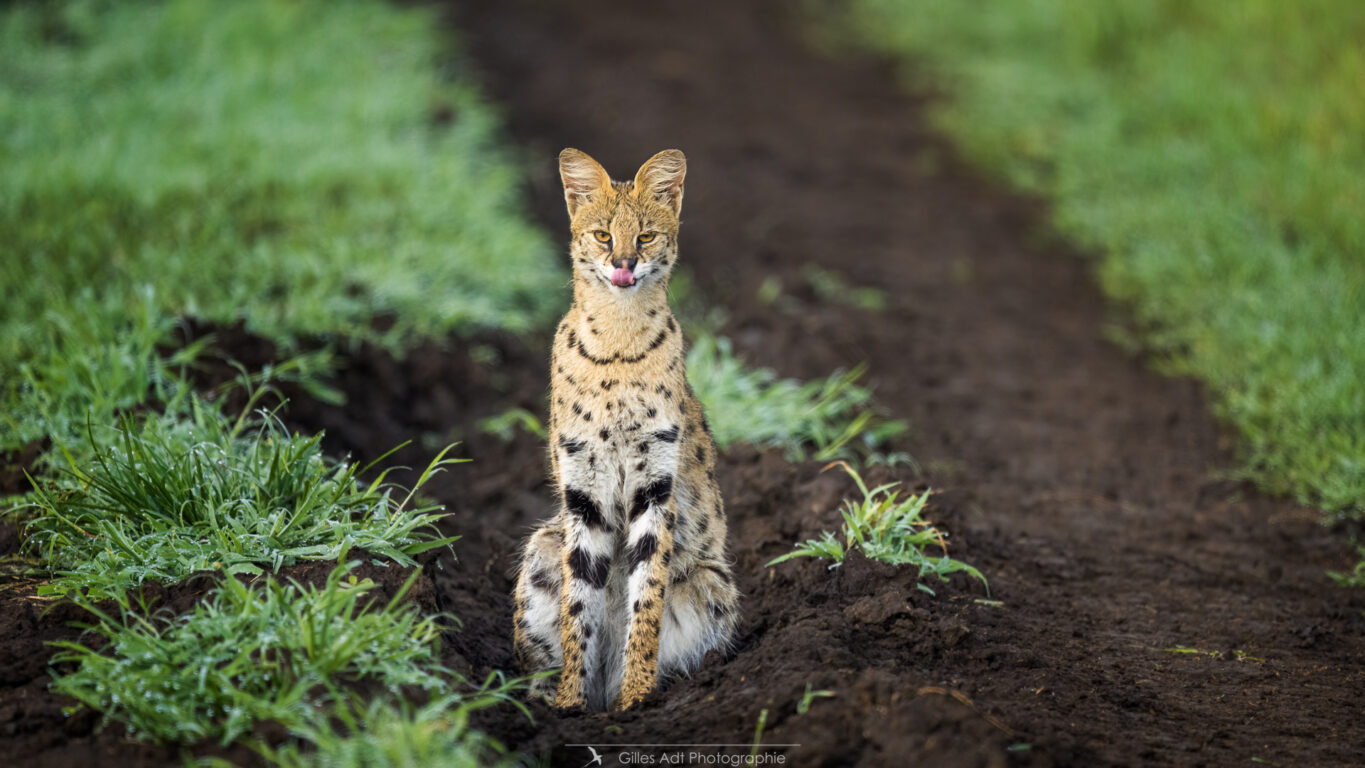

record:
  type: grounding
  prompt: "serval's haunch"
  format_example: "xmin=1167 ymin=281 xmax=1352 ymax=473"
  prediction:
xmin=512 ymin=148 xmax=739 ymax=711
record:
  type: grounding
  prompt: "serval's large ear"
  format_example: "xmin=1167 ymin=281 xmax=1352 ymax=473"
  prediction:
xmin=559 ymin=148 xmax=611 ymax=218
xmin=632 ymin=149 xmax=686 ymax=216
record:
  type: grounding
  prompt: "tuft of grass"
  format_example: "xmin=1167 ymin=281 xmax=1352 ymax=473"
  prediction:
xmin=829 ymin=0 xmax=1365 ymax=521
xmin=1328 ymin=546 xmax=1365 ymax=588
xmin=0 ymin=0 xmax=560 ymax=454
xmin=253 ymin=687 xmax=532 ymax=768
xmin=49 ymin=557 xmax=463 ymax=745
xmin=796 ymin=683 xmax=836 ymax=715
xmin=749 ymin=708 xmax=770 ymax=760
xmin=751 ymin=267 xmax=887 ymax=315
xmin=476 ymin=407 xmax=547 ymax=442
xmin=767 ymin=462 xmax=986 ymax=595
xmin=19 ymin=386 xmax=458 ymax=599
xmin=801 ymin=264 xmax=888 ymax=312
xmin=687 ymin=335 xmax=908 ymax=463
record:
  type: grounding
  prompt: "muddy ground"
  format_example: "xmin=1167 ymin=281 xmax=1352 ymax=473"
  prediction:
xmin=4 ymin=0 xmax=1365 ymax=765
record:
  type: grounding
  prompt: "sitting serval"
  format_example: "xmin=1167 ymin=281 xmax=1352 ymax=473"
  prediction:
xmin=512 ymin=148 xmax=739 ymax=711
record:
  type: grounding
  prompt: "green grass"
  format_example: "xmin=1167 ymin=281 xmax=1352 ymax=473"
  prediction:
xmin=20 ymin=384 xmax=459 ymax=600
xmin=800 ymin=265 xmax=889 ymax=312
xmin=1328 ymin=548 xmax=1365 ymax=588
xmin=50 ymin=557 xmax=523 ymax=745
xmin=0 ymin=0 xmax=559 ymax=453
xmin=253 ymin=691 xmax=527 ymax=768
xmin=658 ymin=269 xmax=907 ymax=463
xmin=476 ymin=407 xmax=548 ymax=442
xmin=0 ymin=0 xmax=553 ymax=757
xmin=749 ymin=708 xmax=770 ymax=761
xmin=0 ymin=1 xmax=556 ymax=756
xmin=796 ymin=683 xmax=836 ymax=715
xmin=755 ymin=266 xmax=888 ymax=314
xmin=687 ymin=334 xmax=908 ymax=463
xmin=828 ymin=0 xmax=1365 ymax=520
xmin=767 ymin=462 xmax=987 ymax=595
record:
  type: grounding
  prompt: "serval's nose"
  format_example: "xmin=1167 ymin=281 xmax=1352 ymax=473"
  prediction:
xmin=611 ymin=256 xmax=638 ymax=271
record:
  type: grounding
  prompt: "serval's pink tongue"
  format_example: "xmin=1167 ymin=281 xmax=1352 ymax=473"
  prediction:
xmin=611 ymin=267 xmax=636 ymax=287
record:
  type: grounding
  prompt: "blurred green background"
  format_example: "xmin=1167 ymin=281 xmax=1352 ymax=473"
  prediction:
xmin=838 ymin=0 xmax=1365 ymax=521
xmin=1 ymin=0 xmax=559 ymax=451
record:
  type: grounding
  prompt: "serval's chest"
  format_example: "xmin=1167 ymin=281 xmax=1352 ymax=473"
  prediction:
xmin=550 ymin=307 xmax=686 ymax=524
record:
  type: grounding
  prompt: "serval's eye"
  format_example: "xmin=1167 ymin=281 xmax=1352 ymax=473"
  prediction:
xmin=637 ymin=233 xmax=656 ymax=244
xmin=593 ymin=230 xmax=612 ymax=243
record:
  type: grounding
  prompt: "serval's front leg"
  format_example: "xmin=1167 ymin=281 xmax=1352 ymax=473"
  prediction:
xmin=513 ymin=523 xmax=569 ymax=702
xmin=552 ymin=436 xmax=614 ymax=710
xmin=615 ymin=475 xmax=677 ymax=710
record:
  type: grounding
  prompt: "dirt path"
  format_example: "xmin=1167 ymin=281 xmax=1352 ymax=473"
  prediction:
xmin=444 ymin=0 xmax=1365 ymax=765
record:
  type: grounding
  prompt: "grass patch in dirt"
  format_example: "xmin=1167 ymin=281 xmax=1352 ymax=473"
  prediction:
xmin=799 ymin=264 xmax=889 ymax=312
xmin=687 ymin=334 xmax=908 ymax=463
xmin=51 ymin=556 xmax=526 ymax=747
xmin=827 ymin=0 xmax=1365 ymax=521
xmin=0 ymin=0 xmax=559 ymax=452
xmin=767 ymin=462 xmax=986 ymax=594
xmin=20 ymin=385 xmax=458 ymax=600
xmin=667 ymin=269 xmax=906 ymax=463
xmin=254 ymin=693 xmax=523 ymax=768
